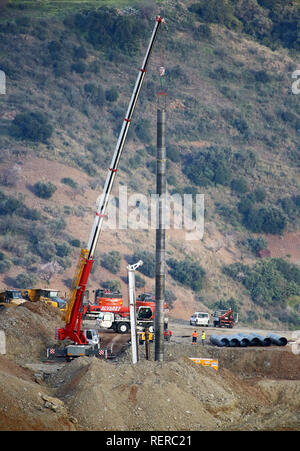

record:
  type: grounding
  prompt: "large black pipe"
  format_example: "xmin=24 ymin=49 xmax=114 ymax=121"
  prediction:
xmin=155 ymin=108 xmax=166 ymax=362
xmin=266 ymin=333 xmax=288 ymax=346
xmin=210 ymin=334 xmax=230 ymax=347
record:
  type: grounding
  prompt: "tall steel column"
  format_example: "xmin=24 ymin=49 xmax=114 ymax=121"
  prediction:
xmin=155 ymin=108 xmax=166 ymax=362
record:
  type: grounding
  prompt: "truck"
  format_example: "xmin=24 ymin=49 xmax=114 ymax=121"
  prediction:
xmin=0 ymin=290 xmax=27 ymax=308
xmin=22 ymin=288 xmax=67 ymax=312
xmin=47 ymin=16 xmax=165 ymax=361
xmin=83 ymin=288 xmax=123 ymax=319
xmin=190 ymin=311 xmax=210 ymax=327
xmin=212 ymin=308 xmax=236 ymax=328
xmin=95 ymin=294 xmax=157 ymax=334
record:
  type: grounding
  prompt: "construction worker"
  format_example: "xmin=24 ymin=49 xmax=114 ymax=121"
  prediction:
xmin=192 ymin=330 xmax=198 ymax=344
xmin=201 ymin=330 xmax=206 ymax=346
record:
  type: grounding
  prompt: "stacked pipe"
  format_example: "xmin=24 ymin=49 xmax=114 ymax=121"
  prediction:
xmin=210 ymin=332 xmax=287 ymax=348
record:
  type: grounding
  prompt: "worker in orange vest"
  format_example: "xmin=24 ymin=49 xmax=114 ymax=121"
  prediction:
xmin=192 ymin=330 xmax=198 ymax=344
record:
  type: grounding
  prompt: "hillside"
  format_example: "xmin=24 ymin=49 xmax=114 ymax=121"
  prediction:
xmin=0 ymin=0 xmax=300 ymax=328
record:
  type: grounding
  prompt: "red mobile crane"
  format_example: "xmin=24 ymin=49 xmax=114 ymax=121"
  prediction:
xmin=212 ymin=308 xmax=236 ymax=328
xmin=47 ymin=16 xmax=165 ymax=360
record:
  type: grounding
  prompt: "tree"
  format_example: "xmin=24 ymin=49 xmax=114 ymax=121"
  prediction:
xmin=230 ymin=177 xmax=248 ymax=194
xmin=167 ymin=258 xmax=206 ymax=292
xmin=101 ymin=250 xmax=121 ymax=274
xmin=135 ymin=273 xmax=146 ymax=288
xmin=14 ymin=272 xmax=38 ymax=288
xmin=33 ymin=181 xmax=57 ymax=199
xmin=101 ymin=280 xmax=121 ymax=291
xmin=105 ymin=86 xmax=118 ymax=102
xmin=10 ymin=111 xmax=53 ymax=142
xmin=55 ymin=243 xmax=70 ymax=258
xmin=129 ymin=251 xmax=155 ymax=278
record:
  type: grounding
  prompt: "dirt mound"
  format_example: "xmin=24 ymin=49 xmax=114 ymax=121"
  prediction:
xmin=0 ymin=302 xmax=64 ymax=364
xmin=0 ymin=304 xmax=300 ymax=431
xmin=0 ymin=355 xmax=75 ymax=431
xmin=48 ymin=355 xmax=238 ymax=431
xmin=45 ymin=344 xmax=300 ymax=431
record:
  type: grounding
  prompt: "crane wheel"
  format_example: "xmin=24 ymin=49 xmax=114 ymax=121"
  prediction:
xmin=117 ymin=322 xmax=129 ymax=334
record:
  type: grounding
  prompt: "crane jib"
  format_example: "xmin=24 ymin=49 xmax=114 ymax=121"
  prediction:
xmin=87 ymin=17 xmax=164 ymax=259
xmin=60 ymin=16 xmax=165 ymax=344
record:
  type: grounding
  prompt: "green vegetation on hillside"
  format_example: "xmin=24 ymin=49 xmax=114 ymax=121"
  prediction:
xmin=189 ymin=0 xmax=300 ymax=51
xmin=0 ymin=1 xmax=300 ymax=327
xmin=223 ymin=258 xmax=300 ymax=326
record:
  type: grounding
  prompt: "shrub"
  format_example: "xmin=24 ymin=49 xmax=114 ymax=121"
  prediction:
xmin=48 ymin=40 xmax=63 ymax=60
xmin=105 ymin=86 xmax=119 ymax=102
xmin=167 ymin=147 xmax=181 ymax=163
xmin=251 ymin=188 xmax=266 ymax=203
xmin=245 ymin=206 xmax=287 ymax=234
xmin=55 ymin=242 xmax=70 ymax=258
xmin=135 ymin=273 xmax=146 ymax=288
xmin=33 ymin=181 xmax=57 ymax=199
xmin=247 ymin=237 xmax=267 ymax=254
xmin=73 ymin=45 xmax=87 ymax=60
xmin=10 ymin=111 xmax=53 ymax=142
xmin=14 ymin=272 xmax=38 ymax=288
xmin=61 ymin=177 xmax=78 ymax=189
xmin=224 ymin=258 xmax=300 ymax=309
xmin=101 ymin=279 xmax=121 ymax=291
xmin=0 ymin=259 xmax=11 ymax=273
xmin=101 ymin=250 xmax=121 ymax=274
xmin=70 ymin=238 xmax=81 ymax=248
xmin=231 ymin=177 xmax=248 ymax=194
xmin=167 ymin=258 xmax=206 ymax=292
xmin=189 ymin=0 xmax=236 ymax=27
xmin=71 ymin=62 xmax=86 ymax=74
xmin=193 ymin=23 xmax=212 ymax=40
xmin=128 ymin=251 xmax=155 ymax=278
xmin=184 ymin=146 xmax=232 ymax=187
xmin=135 ymin=119 xmax=152 ymax=144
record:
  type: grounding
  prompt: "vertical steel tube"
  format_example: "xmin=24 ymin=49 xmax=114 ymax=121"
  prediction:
xmin=128 ymin=268 xmax=138 ymax=364
xmin=155 ymin=108 xmax=166 ymax=362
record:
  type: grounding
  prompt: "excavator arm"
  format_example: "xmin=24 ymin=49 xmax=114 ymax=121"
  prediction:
xmin=57 ymin=16 xmax=165 ymax=345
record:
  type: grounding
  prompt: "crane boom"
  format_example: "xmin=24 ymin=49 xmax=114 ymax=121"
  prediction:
xmin=57 ymin=16 xmax=164 ymax=345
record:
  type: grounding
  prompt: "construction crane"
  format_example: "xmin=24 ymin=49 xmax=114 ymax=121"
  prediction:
xmin=50 ymin=16 xmax=165 ymax=360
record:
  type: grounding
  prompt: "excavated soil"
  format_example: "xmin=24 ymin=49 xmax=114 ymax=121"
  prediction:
xmin=0 ymin=302 xmax=300 ymax=431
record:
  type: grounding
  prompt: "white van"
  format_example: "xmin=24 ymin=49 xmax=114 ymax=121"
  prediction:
xmin=190 ymin=312 xmax=210 ymax=327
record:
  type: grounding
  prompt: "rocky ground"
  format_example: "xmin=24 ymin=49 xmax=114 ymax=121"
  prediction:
xmin=0 ymin=302 xmax=300 ymax=431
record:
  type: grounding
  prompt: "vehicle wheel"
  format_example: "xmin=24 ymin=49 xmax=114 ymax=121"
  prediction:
xmin=117 ymin=322 xmax=129 ymax=334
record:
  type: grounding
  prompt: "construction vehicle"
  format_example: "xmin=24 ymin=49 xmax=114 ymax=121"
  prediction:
xmin=212 ymin=308 xmax=237 ymax=328
xmin=95 ymin=291 xmax=169 ymax=334
xmin=22 ymin=288 xmax=67 ymax=312
xmin=95 ymin=288 xmax=123 ymax=306
xmin=95 ymin=294 xmax=157 ymax=333
xmin=47 ymin=16 xmax=165 ymax=361
xmin=0 ymin=290 xmax=26 ymax=308
xmin=83 ymin=288 xmax=123 ymax=319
